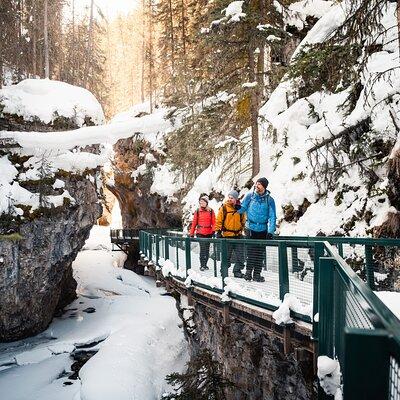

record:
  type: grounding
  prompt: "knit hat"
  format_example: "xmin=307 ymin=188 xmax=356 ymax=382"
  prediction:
xmin=256 ymin=177 xmax=269 ymax=189
xmin=228 ymin=190 xmax=239 ymax=200
xmin=199 ymin=195 xmax=209 ymax=204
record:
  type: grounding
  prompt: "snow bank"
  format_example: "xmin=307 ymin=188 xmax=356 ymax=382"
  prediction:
xmin=0 ymin=107 xmax=172 ymax=150
xmin=0 ymin=79 xmax=105 ymax=126
xmin=272 ymin=293 xmax=311 ymax=324
xmin=375 ymin=291 xmax=400 ymax=320
xmin=317 ymin=356 xmax=342 ymax=399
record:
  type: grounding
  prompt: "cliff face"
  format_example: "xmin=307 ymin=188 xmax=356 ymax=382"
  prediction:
xmin=0 ymin=174 xmax=101 ymax=341
xmin=183 ymin=301 xmax=314 ymax=400
xmin=0 ymin=80 xmax=105 ymax=342
xmin=110 ymin=136 xmax=182 ymax=229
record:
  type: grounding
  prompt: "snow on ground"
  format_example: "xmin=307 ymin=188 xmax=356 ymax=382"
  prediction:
xmin=0 ymin=226 xmax=188 ymax=400
xmin=0 ymin=79 xmax=105 ymax=126
xmin=375 ymin=291 xmax=400 ymax=320
xmin=158 ymin=240 xmax=313 ymax=319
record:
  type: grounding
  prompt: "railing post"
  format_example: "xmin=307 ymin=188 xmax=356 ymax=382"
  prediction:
xmin=165 ymin=236 xmax=169 ymax=260
xmin=313 ymin=242 xmax=325 ymax=339
xmin=278 ymin=242 xmax=289 ymax=300
xmin=338 ymin=243 xmax=344 ymax=258
xmin=364 ymin=245 xmax=375 ymax=290
xmin=213 ymin=241 xmax=218 ymax=277
xmin=176 ymin=238 xmax=179 ymax=269
xmin=221 ymin=239 xmax=228 ymax=289
xmin=291 ymin=246 xmax=301 ymax=272
xmin=185 ymin=237 xmax=191 ymax=277
xmin=343 ymin=328 xmax=389 ymax=400
xmin=149 ymin=235 xmax=153 ymax=261
xmin=318 ymin=257 xmax=335 ymax=358
xmin=155 ymin=234 xmax=160 ymax=265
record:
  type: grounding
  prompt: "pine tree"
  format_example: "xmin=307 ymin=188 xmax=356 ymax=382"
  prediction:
xmin=163 ymin=349 xmax=232 ymax=400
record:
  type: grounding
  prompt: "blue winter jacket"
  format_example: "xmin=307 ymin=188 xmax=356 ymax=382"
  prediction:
xmin=238 ymin=190 xmax=276 ymax=233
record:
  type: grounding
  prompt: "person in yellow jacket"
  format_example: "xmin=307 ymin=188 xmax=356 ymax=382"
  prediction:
xmin=215 ymin=190 xmax=246 ymax=278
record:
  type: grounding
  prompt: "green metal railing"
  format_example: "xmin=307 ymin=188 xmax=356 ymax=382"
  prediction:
xmin=318 ymin=243 xmax=400 ymax=400
xmin=136 ymin=229 xmax=400 ymax=399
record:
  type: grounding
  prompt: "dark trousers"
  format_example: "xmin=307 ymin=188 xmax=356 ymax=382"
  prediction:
xmin=197 ymin=234 xmax=213 ymax=268
xmin=245 ymin=230 xmax=267 ymax=277
xmin=226 ymin=236 xmax=245 ymax=273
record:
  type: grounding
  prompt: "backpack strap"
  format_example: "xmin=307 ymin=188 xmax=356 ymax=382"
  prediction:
xmin=196 ymin=207 xmax=213 ymax=229
xmin=221 ymin=204 xmax=242 ymax=234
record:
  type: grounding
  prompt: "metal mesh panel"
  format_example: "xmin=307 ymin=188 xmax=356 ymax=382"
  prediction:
xmin=390 ymin=356 xmax=400 ymax=400
xmin=287 ymin=246 xmax=314 ymax=307
xmin=333 ymin=271 xmax=374 ymax=367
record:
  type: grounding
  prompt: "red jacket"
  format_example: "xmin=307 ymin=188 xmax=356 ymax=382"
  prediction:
xmin=190 ymin=207 xmax=215 ymax=236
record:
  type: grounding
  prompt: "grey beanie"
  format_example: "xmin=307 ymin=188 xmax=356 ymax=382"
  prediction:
xmin=228 ymin=190 xmax=239 ymax=200
xmin=199 ymin=195 xmax=209 ymax=204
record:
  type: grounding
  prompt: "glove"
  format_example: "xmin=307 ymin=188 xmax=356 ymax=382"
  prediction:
xmin=266 ymin=233 xmax=273 ymax=239
xmin=234 ymin=204 xmax=241 ymax=211
xmin=215 ymin=231 xmax=222 ymax=238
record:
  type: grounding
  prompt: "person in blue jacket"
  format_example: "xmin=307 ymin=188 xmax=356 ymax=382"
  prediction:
xmin=236 ymin=177 xmax=276 ymax=282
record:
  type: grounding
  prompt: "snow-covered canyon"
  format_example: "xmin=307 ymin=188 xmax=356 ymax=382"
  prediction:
xmin=0 ymin=226 xmax=188 ymax=400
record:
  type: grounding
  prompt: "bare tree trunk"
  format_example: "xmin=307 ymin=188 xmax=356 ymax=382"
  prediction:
xmin=148 ymin=0 xmax=154 ymax=113
xmin=44 ymin=0 xmax=50 ymax=78
xmin=71 ymin=0 xmax=75 ymax=84
xmin=257 ymin=0 xmax=266 ymax=99
xmin=141 ymin=0 xmax=146 ymax=103
xmin=249 ymin=43 xmax=260 ymax=177
xmin=397 ymin=0 xmax=400 ymax=60
xmin=84 ymin=0 xmax=95 ymax=87
xmin=169 ymin=0 xmax=176 ymax=90
xmin=32 ymin=6 xmax=37 ymax=77
xmin=0 ymin=57 xmax=3 ymax=88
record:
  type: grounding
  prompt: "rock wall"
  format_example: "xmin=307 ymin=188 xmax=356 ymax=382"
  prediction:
xmin=110 ymin=136 xmax=182 ymax=229
xmin=0 ymin=175 xmax=101 ymax=341
xmin=182 ymin=301 xmax=315 ymax=400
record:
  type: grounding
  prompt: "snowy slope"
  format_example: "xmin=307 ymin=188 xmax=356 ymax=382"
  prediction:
xmin=258 ymin=1 xmax=399 ymax=236
xmin=0 ymin=226 xmax=188 ymax=400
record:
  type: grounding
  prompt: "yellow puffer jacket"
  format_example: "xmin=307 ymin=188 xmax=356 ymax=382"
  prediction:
xmin=215 ymin=201 xmax=246 ymax=237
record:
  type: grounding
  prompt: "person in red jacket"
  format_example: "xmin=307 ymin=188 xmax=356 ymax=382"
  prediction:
xmin=190 ymin=195 xmax=215 ymax=271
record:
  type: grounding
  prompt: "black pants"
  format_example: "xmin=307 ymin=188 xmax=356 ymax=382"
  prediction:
xmin=226 ymin=236 xmax=245 ymax=273
xmin=245 ymin=230 xmax=267 ymax=277
xmin=197 ymin=234 xmax=213 ymax=268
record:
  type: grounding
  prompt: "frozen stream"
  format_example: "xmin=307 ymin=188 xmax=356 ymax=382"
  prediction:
xmin=0 ymin=226 xmax=188 ymax=400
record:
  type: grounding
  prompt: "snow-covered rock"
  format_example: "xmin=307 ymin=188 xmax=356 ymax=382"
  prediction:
xmin=0 ymin=79 xmax=105 ymax=127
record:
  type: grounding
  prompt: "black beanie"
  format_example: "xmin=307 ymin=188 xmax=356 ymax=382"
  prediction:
xmin=256 ymin=177 xmax=269 ymax=189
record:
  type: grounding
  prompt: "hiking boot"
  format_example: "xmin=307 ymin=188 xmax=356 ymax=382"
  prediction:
xmin=253 ymin=275 xmax=265 ymax=282
xmin=233 ymin=271 xmax=244 ymax=278
xmin=244 ymin=272 xmax=252 ymax=281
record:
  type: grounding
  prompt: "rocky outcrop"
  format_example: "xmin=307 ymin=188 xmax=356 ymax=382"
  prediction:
xmin=110 ymin=136 xmax=182 ymax=228
xmin=183 ymin=302 xmax=315 ymax=400
xmin=0 ymin=174 xmax=101 ymax=341
xmin=0 ymin=88 xmax=104 ymax=341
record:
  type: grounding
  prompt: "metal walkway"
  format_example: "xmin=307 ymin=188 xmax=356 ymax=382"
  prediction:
xmin=112 ymin=229 xmax=400 ymax=400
